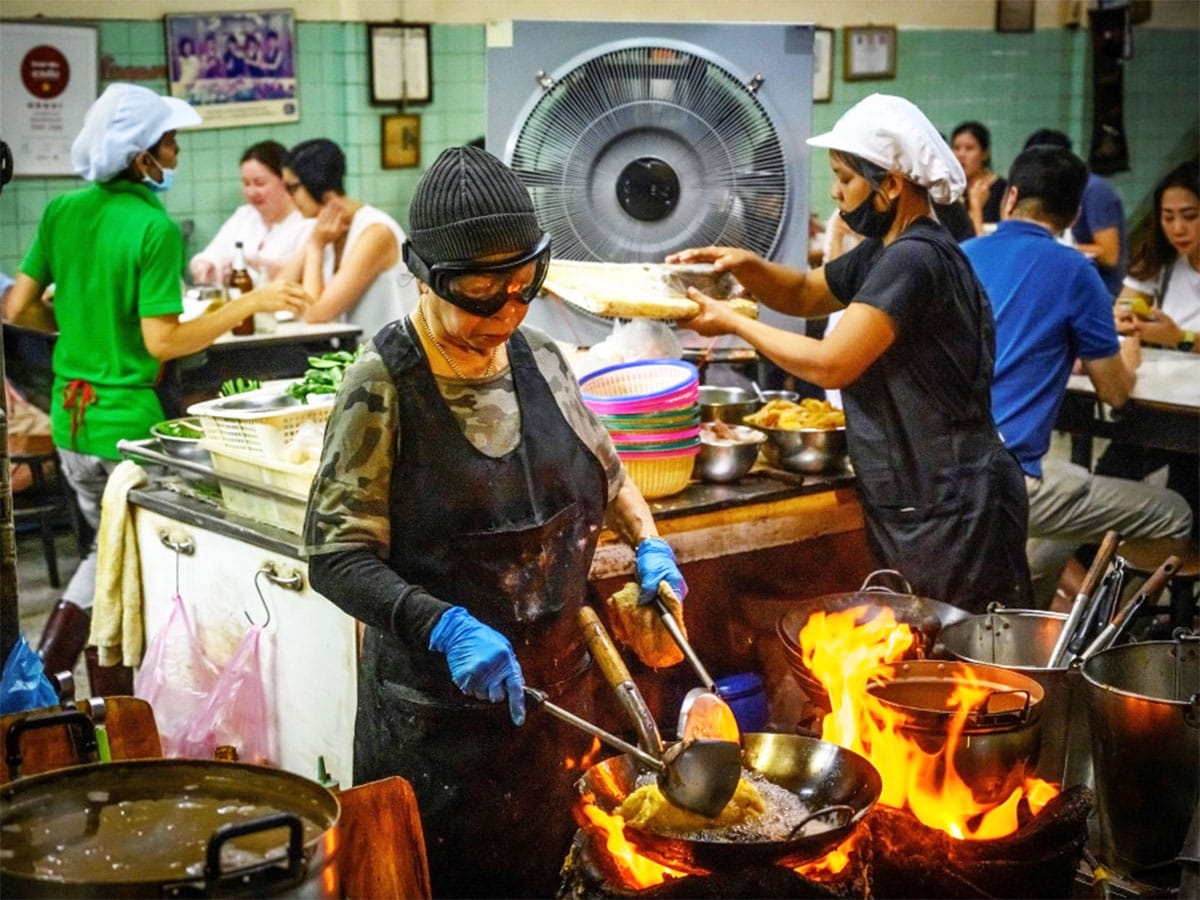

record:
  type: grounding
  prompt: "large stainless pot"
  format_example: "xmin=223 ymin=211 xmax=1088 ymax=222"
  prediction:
xmin=865 ymin=659 xmax=1044 ymax=805
xmin=577 ymin=732 xmax=881 ymax=872
xmin=0 ymin=758 xmax=340 ymax=898
xmin=938 ymin=607 xmax=1092 ymax=787
xmin=1082 ymin=635 xmax=1200 ymax=875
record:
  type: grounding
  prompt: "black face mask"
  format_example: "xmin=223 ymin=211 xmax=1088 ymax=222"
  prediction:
xmin=840 ymin=189 xmax=897 ymax=239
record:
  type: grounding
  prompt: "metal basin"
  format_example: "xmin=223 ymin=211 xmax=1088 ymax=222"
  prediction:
xmin=698 ymin=386 xmax=758 ymax=424
xmin=150 ymin=417 xmax=212 ymax=478
xmin=756 ymin=425 xmax=848 ymax=474
xmin=695 ymin=424 xmax=765 ymax=483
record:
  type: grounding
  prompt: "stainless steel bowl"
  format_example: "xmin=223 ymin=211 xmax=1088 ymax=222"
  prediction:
xmin=695 ymin=425 xmax=766 ymax=483
xmin=698 ymin=386 xmax=758 ymax=424
xmin=209 ymin=391 xmax=301 ymax=412
xmin=757 ymin=426 xmax=848 ymax=474
xmin=150 ymin=417 xmax=212 ymax=475
xmin=758 ymin=389 xmax=799 ymax=404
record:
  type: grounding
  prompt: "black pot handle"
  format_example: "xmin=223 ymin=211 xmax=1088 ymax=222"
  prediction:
xmin=5 ymin=708 xmax=98 ymax=779
xmin=202 ymin=812 xmax=305 ymax=893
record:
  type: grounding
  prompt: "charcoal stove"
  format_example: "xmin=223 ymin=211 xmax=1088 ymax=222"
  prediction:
xmin=560 ymin=785 xmax=1094 ymax=899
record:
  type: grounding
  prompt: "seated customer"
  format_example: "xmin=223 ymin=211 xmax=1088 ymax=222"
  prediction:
xmin=1098 ymin=157 xmax=1199 ymax=535
xmin=188 ymin=140 xmax=312 ymax=286
xmin=1022 ymin=128 xmax=1126 ymax=298
xmin=952 ymin=120 xmax=1007 ymax=236
xmin=277 ymin=138 xmax=418 ymax=340
xmin=962 ymin=145 xmax=1191 ymax=608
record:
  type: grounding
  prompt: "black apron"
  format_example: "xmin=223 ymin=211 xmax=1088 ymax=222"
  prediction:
xmin=358 ymin=320 xmax=610 ymax=898
xmin=844 ymin=230 xmax=1032 ymax=613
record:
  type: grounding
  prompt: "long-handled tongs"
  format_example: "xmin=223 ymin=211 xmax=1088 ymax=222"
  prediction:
xmin=1048 ymin=531 xmax=1120 ymax=668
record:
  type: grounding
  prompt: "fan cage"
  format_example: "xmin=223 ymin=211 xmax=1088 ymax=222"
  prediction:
xmin=509 ymin=43 xmax=788 ymax=263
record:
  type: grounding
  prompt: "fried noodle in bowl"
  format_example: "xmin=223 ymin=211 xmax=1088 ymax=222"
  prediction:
xmin=745 ymin=398 xmax=845 ymax=430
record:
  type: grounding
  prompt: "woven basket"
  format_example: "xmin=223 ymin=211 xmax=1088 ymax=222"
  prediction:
xmin=621 ymin=449 xmax=697 ymax=499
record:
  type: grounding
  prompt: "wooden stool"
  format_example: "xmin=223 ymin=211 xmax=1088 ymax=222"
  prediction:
xmin=1117 ymin=536 xmax=1200 ymax=635
xmin=1 ymin=696 xmax=162 ymax=784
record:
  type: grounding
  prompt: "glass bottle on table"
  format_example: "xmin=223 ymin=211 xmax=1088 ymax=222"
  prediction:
xmin=227 ymin=241 xmax=256 ymax=335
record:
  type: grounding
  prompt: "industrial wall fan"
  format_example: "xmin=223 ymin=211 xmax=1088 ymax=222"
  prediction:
xmin=487 ymin=21 xmax=815 ymax=343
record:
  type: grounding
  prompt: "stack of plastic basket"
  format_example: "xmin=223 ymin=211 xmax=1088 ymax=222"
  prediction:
xmin=579 ymin=359 xmax=700 ymax=499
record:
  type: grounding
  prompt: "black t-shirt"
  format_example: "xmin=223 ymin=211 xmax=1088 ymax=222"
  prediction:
xmin=823 ymin=217 xmax=996 ymax=476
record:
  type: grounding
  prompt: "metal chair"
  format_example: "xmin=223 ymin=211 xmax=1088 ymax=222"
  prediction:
xmin=10 ymin=448 xmax=86 ymax=588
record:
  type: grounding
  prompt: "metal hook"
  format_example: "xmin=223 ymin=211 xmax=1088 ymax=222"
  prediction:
xmin=248 ymin=569 xmax=273 ymax=628
xmin=158 ymin=530 xmax=195 ymax=597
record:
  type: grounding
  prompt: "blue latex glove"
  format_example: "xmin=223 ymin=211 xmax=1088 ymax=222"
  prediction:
xmin=428 ymin=606 xmax=526 ymax=725
xmin=636 ymin=537 xmax=688 ymax=605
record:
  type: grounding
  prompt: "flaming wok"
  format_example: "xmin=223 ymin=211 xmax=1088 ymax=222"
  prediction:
xmin=576 ymin=732 xmax=881 ymax=871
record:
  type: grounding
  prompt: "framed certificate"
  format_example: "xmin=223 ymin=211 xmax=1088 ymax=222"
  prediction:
xmin=368 ymin=23 xmax=431 ymax=105
xmin=812 ymin=28 xmax=834 ymax=103
xmin=844 ymin=26 xmax=896 ymax=82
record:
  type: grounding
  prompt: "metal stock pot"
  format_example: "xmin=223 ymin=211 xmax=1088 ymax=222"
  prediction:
xmin=0 ymin=758 xmax=341 ymax=898
xmin=865 ymin=659 xmax=1044 ymax=805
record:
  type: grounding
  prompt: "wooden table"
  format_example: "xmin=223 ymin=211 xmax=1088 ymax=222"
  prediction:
xmin=1056 ymin=347 xmax=1200 ymax=466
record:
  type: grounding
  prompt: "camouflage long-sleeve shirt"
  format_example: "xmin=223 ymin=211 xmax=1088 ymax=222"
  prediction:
xmin=300 ymin=324 xmax=625 ymax=644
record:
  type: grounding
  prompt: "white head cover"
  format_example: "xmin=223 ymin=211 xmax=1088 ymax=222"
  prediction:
xmin=70 ymin=83 xmax=201 ymax=182
xmin=807 ymin=93 xmax=966 ymax=204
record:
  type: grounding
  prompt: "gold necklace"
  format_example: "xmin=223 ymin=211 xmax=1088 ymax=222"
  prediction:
xmin=416 ymin=305 xmax=496 ymax=379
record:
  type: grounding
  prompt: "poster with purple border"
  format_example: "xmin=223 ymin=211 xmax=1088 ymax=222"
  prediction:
xmin=165 ymin=9 xmax=299 ymax=128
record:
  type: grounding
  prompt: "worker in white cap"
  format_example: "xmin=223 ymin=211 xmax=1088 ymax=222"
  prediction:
xmin=6 ymin=83 xmax=311 ymax=694
xmin=669 ymin=93 xmax=1032 ymax=613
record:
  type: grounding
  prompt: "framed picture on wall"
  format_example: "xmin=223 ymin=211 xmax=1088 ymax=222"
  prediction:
xmin=1 ymin=21 xmax=98 ymax=176
xmin=164 ymin=9 xmax=299 ymax=128
xmin=844 ymin=26 xmax=896 ymax=81
xmin=995 ymin=0 xmax=1036 ymax=33
xmin=368 ymin=23 xmax=432 ymax=105
xmin=382 ymin=114 xmax=421 ymax=169
xmin=813 ymin=27 xmax=834 ymax=103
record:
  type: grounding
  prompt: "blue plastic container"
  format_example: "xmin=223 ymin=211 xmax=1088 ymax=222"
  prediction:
xmin=716 ymin=672 xmax=768 ymax=733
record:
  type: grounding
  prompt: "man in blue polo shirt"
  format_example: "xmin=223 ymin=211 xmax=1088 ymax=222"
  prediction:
xmin=963 ymin=145 xmax=1190 ymax=607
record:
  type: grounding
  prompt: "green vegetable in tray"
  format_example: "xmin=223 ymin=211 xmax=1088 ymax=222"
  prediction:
xmin=287 ymin=348 xmax=362 ymax=401
xmin=220 ymin=377 xmax=263 ymax=397
xmin=155 ymin=419 xmax=204 ymax=439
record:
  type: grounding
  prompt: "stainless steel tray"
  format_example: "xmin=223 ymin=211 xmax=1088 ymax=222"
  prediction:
xmin=118 ymin=438 xmax=308 ymax=508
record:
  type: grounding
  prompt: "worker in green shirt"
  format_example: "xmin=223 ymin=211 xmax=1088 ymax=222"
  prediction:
xmin=6 ymin=83 xmax=311 ymax=694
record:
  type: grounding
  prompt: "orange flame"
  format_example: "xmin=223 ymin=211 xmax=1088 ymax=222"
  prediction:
xmin=578 ymin=796 xmax=688 ymax=888
xmin=564 ymin=737 xmax=604 ymax=772
xmin=791 ymin=831 xmax=857 ymax=878
xmin=799 ymin=605 xmax=1059 ymax=840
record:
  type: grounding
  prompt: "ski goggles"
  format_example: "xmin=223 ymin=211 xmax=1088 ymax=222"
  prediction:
xmin=403 ymin=233 xmax=552 ymax=317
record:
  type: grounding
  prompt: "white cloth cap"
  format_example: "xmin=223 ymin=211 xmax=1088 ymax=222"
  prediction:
xmin=70 ymin=83 xmax=201 ymax=182
xmin=807 ymin=93 xmax=966 ymax=204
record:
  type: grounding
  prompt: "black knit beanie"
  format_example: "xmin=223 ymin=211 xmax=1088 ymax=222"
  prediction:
xmin=408 ymin=145 xmax=543 ymax=264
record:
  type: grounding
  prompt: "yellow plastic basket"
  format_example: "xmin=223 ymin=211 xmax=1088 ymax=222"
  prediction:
xmin=200 ymin=442 xmax=316 ymax=533
xmin=621 ymin=452 xmax=697 ymax=500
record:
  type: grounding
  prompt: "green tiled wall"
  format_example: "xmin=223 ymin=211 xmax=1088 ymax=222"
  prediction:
xmin=2 ymin=21 xmax=1196 ymax=278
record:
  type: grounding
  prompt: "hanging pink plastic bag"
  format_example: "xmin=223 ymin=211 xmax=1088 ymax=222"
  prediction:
xmin=134 ymin=593 xmax=220 ymax=757
xmin=180 ymin=626 xmax=275 ymax=766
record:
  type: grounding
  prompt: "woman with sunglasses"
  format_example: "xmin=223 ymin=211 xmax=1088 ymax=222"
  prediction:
xmin=278 ymin=137 xmax=418 ymax=340
xmin=301 ymin=145 xmax=686 ymax=898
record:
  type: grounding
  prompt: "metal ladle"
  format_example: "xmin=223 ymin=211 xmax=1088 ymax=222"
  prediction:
xmin=651 ymin=583 xmax=741 ymax=742
xmin=575 ymin=607 xmax=741 ymax=818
